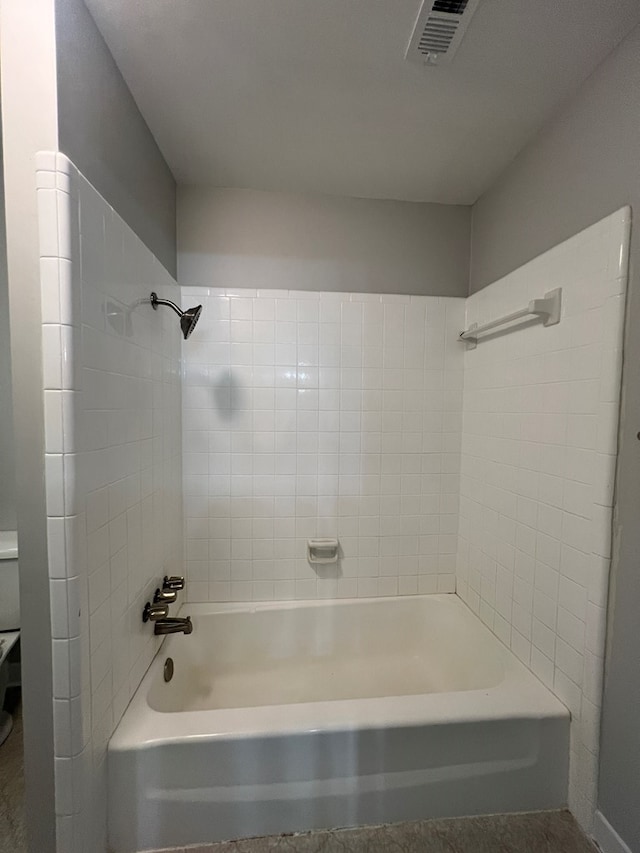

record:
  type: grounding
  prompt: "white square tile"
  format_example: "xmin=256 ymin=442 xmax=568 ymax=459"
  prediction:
xmin=42 ymin=324 xmax=63 ymax=390
xmin=57 ymin=190 xmax=72 ymax=260
xmin=40 ymin=257 xmax=62 ymax=324
xmin=44 ymin=391 xmax=64 ymax=453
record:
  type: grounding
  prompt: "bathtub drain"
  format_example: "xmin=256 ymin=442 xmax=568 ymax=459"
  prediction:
xmin=164 ymin=657 xmax=174 ymax=682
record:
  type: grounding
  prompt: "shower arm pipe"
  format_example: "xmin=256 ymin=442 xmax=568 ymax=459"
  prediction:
xmin=459 ymin=287 xmax=561 ymax=346
xmin=149 ymin=291 xmax=202 ymax=339
xmin=150 ymin=292 xmax=183 ymax=317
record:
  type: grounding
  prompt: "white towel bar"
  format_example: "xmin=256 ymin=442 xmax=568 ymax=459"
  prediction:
xmin=460 ymin=288 xmax=561 ymax=347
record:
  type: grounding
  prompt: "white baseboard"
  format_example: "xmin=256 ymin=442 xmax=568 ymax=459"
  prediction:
xmin=593 ymin=811 xmax=633 ymax=853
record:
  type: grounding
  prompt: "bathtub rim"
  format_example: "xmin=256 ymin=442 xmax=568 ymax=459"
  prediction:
xmin=109 ymin=593 xmax=569 ymax=752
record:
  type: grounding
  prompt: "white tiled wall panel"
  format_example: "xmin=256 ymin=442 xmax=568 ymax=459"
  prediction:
xmin=456 ymin=208 xmax=630 ymax=832
xmin=37 ymin=152 xmax=183 ymax=852
xmin=182 ymin=288 xmax=465 ymax=602
xmin=37 ymin=148 xmax=627 ymax=850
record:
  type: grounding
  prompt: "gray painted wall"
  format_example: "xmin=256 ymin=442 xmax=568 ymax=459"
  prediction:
xmin=470 ymin=24 xmax=640 ymax=852
xmin=56 ymin=0 xmax=177 ymax=276
xmin=178 ymin=187 xmax=471 ymax=297
xmin=0 ymin=132 xmax=17 ymax=531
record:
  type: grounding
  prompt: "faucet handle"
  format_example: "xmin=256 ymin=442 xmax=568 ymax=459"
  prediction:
xmin=154 ymin=587 xmax=177 ymax=604
xmin=163 ymin=575 xmax=185 ymax=591
xmin=142 ymin=601 xmax=169 ymax=623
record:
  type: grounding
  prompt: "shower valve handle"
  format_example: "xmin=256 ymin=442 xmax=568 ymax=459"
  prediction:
xmin=142 ymin=601 xmax=169 ymax=623
xmin=163 ymin=575 xmax=185 ymax=592
xmin=154 ymin=587 xmax=177 ymax=604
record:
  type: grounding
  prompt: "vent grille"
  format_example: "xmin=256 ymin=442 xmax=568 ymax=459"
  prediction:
xmin=418 ymin=17 xmax=459 ymax=54
xmin=406 ymin=0 xmax=480 ymax=66
xmin=432 ymin=0 xmax=469 ymax=13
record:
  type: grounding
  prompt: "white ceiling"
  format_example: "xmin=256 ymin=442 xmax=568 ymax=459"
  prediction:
xmin=85 ymin=0 xmax=640 ymax=204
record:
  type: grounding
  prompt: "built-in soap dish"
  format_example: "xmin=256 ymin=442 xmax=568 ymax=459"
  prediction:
xmin=307 ymin=538 xmax=339 ymax=565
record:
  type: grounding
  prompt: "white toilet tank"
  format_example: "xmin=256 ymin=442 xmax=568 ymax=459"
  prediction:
xmin=0 ymin=532 xmax=20 ymax=631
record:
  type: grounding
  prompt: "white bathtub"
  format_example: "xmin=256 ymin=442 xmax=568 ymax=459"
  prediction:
xmin=108 ymin=594 xmax=569 ymax=852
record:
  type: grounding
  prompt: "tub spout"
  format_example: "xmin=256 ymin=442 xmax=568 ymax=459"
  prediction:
xmin=154 ymin=616 xmax=193 ymax=636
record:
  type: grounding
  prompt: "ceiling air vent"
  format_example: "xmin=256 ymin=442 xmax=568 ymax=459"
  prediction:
xmin=406 ymin=0 xmax=481 ymax=66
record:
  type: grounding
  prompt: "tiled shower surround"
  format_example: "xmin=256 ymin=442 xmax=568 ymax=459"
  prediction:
xmin=36 ymin=151 xmax=629 ymax=849
xmin=181 ymin=288 xmax=465 ymax=601
xmin=456 ymin=208 xmax=630 ymax=830
xmin=37 ymin=153 xmax=183 ymax=851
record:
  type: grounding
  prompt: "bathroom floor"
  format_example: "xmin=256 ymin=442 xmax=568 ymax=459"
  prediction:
xmin=153 ymin=810 xmax=597 ymax=853
xmin=0 ymin=693 xmax=26 ymax=853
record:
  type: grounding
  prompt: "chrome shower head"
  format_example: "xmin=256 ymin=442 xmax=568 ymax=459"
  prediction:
xmin=179 ymin=304 xmax=203 ymax=339
xmin=150 ymin=292 xmax=203 ymax=339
